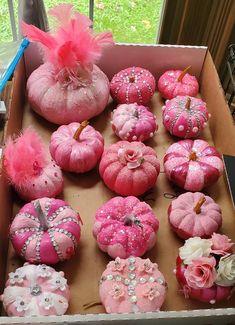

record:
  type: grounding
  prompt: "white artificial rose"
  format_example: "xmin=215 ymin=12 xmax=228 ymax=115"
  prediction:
xmin=179 ymin=237 xmax=212 ymax=265
xmin=216 ymin=254 xmax=235 ymax=287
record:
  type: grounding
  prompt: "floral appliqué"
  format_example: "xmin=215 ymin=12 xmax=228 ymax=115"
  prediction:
xmin=118 ymin=147 xmax=144 ymax=169
xmin=110 ymin=257 xmax=126 ymax=272
xmin=143 ymin=284 xmax=160 ymax=301
xmin=49 ymin=272 xmax=67 ymax=291
xmin=140 ymin=259 xmax=156 ymax=274
xmin=9 ymin=269 xmax=25 ymax=285
xmin=109 ymin=284 xmax=125 ymax=300
xmin=39 ymin=293 xmax=54 ymax=310
xmin=36 ymin=265 xmax=52 ymax=278
xmin=13 ymin=296 xmax=29 ymax=313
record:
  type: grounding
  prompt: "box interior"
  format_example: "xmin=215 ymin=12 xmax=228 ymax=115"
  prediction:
xmin=0 ymin=44 xmax=235 ymax=320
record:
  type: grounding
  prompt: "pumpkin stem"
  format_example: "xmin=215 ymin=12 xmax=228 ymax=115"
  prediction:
xmin=128 ymin=75 xmax=135 ymax=83
xmin=193 ymin=196 xmax=206 ymax=214
xmin=73 ymin=121 xmax=89 ymax=140
xmin=177 ymin=65 xmax=191 ymax=82
xmin=124 ymin=215 xmax=143 ymax=228
xmin=34 ymin=200 xmax=49 ymax=231
xmin=189 ymin=151 xmax=197 ymax=161
xmin=185 ymin=97 xmax=191 ymax=110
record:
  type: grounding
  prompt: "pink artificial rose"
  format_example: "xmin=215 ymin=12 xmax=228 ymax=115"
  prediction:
xmin=184 ymin=257 xmax=217 ymax=289
xmin=211 ymin=233 xmax=234 ymax=256
xmin=118 ymin=147 xmax=144 ymax=169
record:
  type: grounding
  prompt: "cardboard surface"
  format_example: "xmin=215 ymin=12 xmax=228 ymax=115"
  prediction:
xmin=1 ymin=46 xmax=235 ymax=323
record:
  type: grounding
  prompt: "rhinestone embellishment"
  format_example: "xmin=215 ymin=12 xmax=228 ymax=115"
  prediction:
xmin=30 ymin=284 xmax=42 ymax=296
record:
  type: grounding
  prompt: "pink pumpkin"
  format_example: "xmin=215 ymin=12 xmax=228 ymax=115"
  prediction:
xmin=164 ymin=139 xmax=224 ymax=191
xmin=22 ymin=5 xmax=114 ymax=125
xmin=10 ymin=197 xmax=81 ymax=264
xmin=99 ymin=256 xmax=167 ymax=313
xmin=93 ymin=196 xmax=159 ymax=258
xmin=158 ymin=66 xmax=199 ymax=100
xmin=99 ymin=141 xmax=160 ymax=196
xmin=1 ymin=263 xmax=70 ymax=316
xmin=50 ymin=121 xmax=104 ymax=173
xmin=110 ymin=67 xmax=156 ymax=105
xmin=111 ymin=103 xmax=158 ymax=142
xmin=3 ymin=128 xmax=63 ymax=201
xmin=168 ymin=192 xmax=222 ymax=239
xmin=162 ymin=96 xmax=209 ymax=138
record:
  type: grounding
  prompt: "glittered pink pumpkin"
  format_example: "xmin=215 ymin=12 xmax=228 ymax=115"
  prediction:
xmin=50 ymin=122 xmax=104 ymax=173
xmin=99 ymin=141 xmax=160 ymax=196
xmin=164 ymin=139 xmax=224 ymax=191
xmin=168 ymin=192 xmax=222 ymax=239
xmin=162 ymin=96 xmax=209 ymax=138
xmin=158 ymin=66 xmax=199 ymax=100
xmin=176 ymin=256 xmax=233 ymax=304
xmin=22 ymin=5 xmax=114 ymax=125
xmin=110 ymin=67 xmax=156 ymax=105
xmin=10 ymin=198 xmax=81 ymax=265
xmin=111 ymin=103 xmax=158 ymax=142
xmin=99 ymin=256 xmax=167 ymax=313
xmin=1 ymin=263 xmax=70 ymax=316
xmin=93 ymin=196 xmax=159 ymax=258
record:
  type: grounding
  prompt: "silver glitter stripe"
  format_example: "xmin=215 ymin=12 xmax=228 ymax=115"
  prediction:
xmin=194 ymin=114 xmax=202 ymax=137
xmin=17 ymin=212 xmax=38 ymax=222
xmin=35 ymin=233 xmax=42 ymax=263
xmin=52 ymin=217 xmax=80 ymax=227
xmin=190 ymin=109 xmax=208 ymax=121
xmin=170 ymin=110 xmax=183 ymax=134
xmin=21 ymin=234 xmax=38 ymax=257
xmin=12 ymin=227 xmax=40 ymax=237
xmin=44 ymin=199 xmax=53 ymax=217
xmin=53 ymin=227 xmax=77 ymax=248
xmin=48 ymin=206 xmax=69 ymax=222
xmin=185 ymin=111 xmax=193 ymax=138
xmin=48 ymin=229 xmax=64 ymax=261
xmin=144 ymin=80 xmax=154 ymax=96
xmin=125 ymin=83 xmax=132 ymax=104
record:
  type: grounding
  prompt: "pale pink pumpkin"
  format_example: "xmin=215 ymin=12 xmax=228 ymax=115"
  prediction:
xmin=99 ymin=256 xmax=167 ymax=313
xmin=176 ymin=256 xmax=233 ymax=304
xmin=158 ymin=66 xmax=199 ymax=100
xmin=93 ymin=196 xmax=159 ymax=258
xmin=168 ymin=192 xmax=222 ymax=239
xmin=111 ymin=103 xmax=158 ymax=142
xmin=110 ymin=67 xmax=156 ymax=105
xmin=49 ymin=121 xmax=104 ymax=173
xmin=164 ymin=139 xmax=224 ymax=191
xmin=99 ymin=141 xmax=160 ymax=196
xmin=1 ymin=263 xmax=70 ymax=316
xmin=3 ymin=129 xmax=63 ymax=201
xmin=162 ymin=96 xmax=209 ymax=138
xmin=10 ymin=198 xmax=81 ymax=265
xmin=22 ymin=4 xmax=114 ymax=125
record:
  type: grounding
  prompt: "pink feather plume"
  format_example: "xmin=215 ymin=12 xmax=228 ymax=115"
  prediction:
xmin=21 ymin=4 xmax=114 ymax=71
xmin=3 ymin=128 xmax=47 ymax=187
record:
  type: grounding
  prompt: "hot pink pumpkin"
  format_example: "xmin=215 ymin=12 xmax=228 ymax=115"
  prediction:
xmin=22 ymin=4 xmax=114 ymax=125
xmin=50 ymin=121 xmax=104 ymax=173
xmin=110 ymin=67 xmax=156 ymax=105
xmin=93 ymin=196 xmax=159 ymax=258
xmin=162 ymin=96 xmax=209 ymax=138
xmin=99 ymin=256 xmax=167 ymax=313
xmin=164 ymin=139 xmax=224 ymax=191
xmin=1 ymin=263 xmax=70 ymax=316
xmin=3 ymin=128 xmax=63 ymax=201
xmin=10 ymin=197 xmax=81 ymax=265
xmin=168 ymin=192 xmax=222 ymax=239
xmin=158 ymin=66 xmax=199 ymax=100
xmin=99 ymin=141 xmax=160 ymax=196
xmin=111 ymin=103 xmax=158 ymax=142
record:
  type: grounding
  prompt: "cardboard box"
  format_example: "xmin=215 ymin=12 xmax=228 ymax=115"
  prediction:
xmin=0 ymin=44 xmax=235 ymax=324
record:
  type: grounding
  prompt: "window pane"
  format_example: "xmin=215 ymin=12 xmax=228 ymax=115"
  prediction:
xmin=0 ymin=0 xmax=18 ymax=42
xmin=93 ymin=0 xmax=163 ymax=44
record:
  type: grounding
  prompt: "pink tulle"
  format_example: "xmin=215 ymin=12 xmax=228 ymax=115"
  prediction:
xmin=3 ymin=128 xmax=46 ymax=187
xmin=21 ymin=4 xmax=114 ymax=72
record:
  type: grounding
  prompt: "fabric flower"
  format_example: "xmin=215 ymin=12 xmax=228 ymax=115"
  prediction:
xmin=13 ymin=296 xmax=29 ymax=313
xmin=49 ymin=273 xmax=67 ymax=291
xmin=216 ymin=254 xmax=235 ymax=287
xmin=139 ymin=259 xmax=156 ymax=274
xmin=179 ymin=237 xmax=212 ymax=265
xmin=118 ymin=147 xmax=144 ymax=169
xmin=184 ymin=256 xmax=217 ymax=289
xmin=109 ymin=284 xmax=125 ymax=300
xmin=211 ymin=233 xmax=234 ymax=256
xmin=36 ymin=265 xmax=52 ymax=278
xmin=9 ymin=269 xmax=25 ymax=285
xmin=143 ymin=283 xmax=160 ymax=301
xmin=109 ymin=257 xmax=126 ymax=272
xmin=39 ymin=293 xmax=54 ymax=310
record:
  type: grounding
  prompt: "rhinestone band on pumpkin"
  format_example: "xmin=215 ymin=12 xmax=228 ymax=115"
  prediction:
xmin=48 ymin=206 xmax=69 ymax=222
xmin=48 ymin=229 xmax=64 ymax=261
xmin=52 ymin=217 xmax=80 ymax=227
xmin=53 ymin=227 xmax=78 ymax=248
